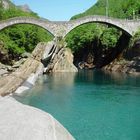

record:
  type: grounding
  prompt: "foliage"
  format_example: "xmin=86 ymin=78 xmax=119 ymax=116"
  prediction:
xmin=0 ymin=25 xmax=52 ymax=59
xmin=130 ymin=29 xmax=140 ymax=48
xmin=0 ymin=0 xmax=53 ymax=63
xmin=100 ymin=28 xmax=120 ymax=48
xmin=0 ymin=0 xmax=3 ymax=19
xmin=66 ymin=23 xmax=120 ymax=53
xmin=71 ymin=0 xmax=140 ymax=20
xmin=66 ymin=23 xmax=102 ymax=52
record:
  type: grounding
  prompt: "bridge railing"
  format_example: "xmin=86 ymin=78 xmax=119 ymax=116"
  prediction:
xmin=0 ymin=15 xmax=140 ymax=24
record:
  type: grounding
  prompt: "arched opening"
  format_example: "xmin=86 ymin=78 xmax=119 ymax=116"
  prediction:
xmin=0 ymin=23 xmax=54 ymax=65
xmin=65 ymin=22 xmax=131 ymax=69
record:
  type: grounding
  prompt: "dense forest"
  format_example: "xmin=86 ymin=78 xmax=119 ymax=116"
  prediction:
xmin=0 ymin=0 xmax=52 ymax=64
xmin=66 ymin=0 xmax=140 ymax=68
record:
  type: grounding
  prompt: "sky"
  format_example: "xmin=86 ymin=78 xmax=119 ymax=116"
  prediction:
xmin=12 ymin=0 xmax=97 ymax=21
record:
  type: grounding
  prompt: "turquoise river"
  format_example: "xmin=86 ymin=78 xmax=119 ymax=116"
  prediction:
xmin=14 ymin=70 xmax=140 ymax=140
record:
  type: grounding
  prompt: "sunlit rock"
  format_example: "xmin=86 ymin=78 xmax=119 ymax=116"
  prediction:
xmin=0 ymin=96 xmax=75 ymax=140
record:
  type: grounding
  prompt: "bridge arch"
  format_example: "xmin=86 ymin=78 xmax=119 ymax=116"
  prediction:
xmin=0 ymin=17 xmax=56 ymax=37
xmin=0 ymin=15 xmax=139 ymax=38
xmin=64 ymin=16 xmax=134 ymax=37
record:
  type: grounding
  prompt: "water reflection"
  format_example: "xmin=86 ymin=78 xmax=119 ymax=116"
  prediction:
xmin=47 ymin=72 xmax=76 ymax=89
xmin=75 ymin=70 xmax=140 ymax=87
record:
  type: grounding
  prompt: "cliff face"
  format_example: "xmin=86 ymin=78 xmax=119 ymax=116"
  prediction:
xmin=17 ymin=4 xmax=32 ymax=13
xmin=1 ymin=0 xmax=26 ymax=10
xmin=52 ymin=48 xmax=78 ymax=73
xmin=1 ymin=0 xmax=12 ymax=9
xmin=1 ymin=0 xmax=32 ymax=12
xmin=44 ymin=44 xmax=78 ymax=73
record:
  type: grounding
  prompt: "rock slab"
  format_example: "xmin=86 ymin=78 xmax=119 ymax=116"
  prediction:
xmin=0 ymin=96 xmax=75 ymax=140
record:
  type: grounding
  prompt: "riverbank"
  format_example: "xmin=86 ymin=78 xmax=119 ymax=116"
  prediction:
xmin=0 ymin=41 xmax=75 ymax=140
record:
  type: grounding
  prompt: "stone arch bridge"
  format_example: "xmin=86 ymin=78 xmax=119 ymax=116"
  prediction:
xmin=0 ymin=15 xmax=140 ymax=37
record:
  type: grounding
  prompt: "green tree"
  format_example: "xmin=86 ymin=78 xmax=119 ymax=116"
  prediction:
xmin=0 ymin=0 xmax=3 ymax=19
xmin=0 ymin=1 xmax=53 ymax=64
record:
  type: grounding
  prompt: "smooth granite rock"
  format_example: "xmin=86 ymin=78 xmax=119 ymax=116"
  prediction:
xmin=0 ymin=96 xmax=75 ymax=140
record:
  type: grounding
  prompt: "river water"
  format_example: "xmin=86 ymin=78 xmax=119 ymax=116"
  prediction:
xmin=14 ymin=70 xmax=140 ymax=140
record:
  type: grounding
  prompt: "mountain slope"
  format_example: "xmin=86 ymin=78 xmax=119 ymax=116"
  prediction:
xmin=0 ymin=0 xmax=38 ymax=19
xmin=71 ymin=0 xmax=140 ymax=20
xmin=1 ymin=0 xmax=14 ymax=9
xmin=0 ymin=0 xmax=52 ymax=65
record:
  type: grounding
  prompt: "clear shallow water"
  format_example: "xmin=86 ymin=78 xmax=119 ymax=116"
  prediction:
xmin=14 ymin=70 xmax=140 ymax=140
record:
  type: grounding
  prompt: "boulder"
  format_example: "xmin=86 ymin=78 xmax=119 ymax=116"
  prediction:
xmin=0 ymin=96 xmax=75 ymax=140
xmin=52 ymin=48 xmax=78 ymax=72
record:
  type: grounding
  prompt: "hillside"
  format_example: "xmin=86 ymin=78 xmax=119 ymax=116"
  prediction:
xmin=71 ymin=0 xmax=140 ymax=20
xmin=0 ymin=0 xmax=52 ymax=65
xmin=0 ymin=0 xmax=38 ymax=19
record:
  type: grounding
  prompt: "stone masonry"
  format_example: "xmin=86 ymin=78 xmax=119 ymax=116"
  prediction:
xmin=0 ymin=15 xmax=140 ymax=37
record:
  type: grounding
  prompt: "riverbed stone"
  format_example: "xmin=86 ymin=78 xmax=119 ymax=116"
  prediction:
xmin=0 ymin=96 xmax=75 ymax=140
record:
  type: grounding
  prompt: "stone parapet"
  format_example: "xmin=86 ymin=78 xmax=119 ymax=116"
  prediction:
xmin=0 ymin=15 xmax=140 ymax=37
